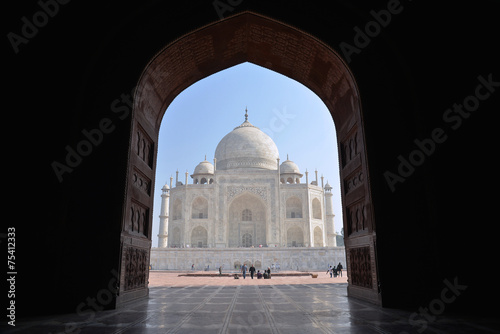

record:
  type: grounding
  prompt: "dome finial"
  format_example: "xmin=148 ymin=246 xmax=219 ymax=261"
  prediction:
xmin=287 ymin=154 xmax=289 ymax=160
xmin=204 ymin=154 xmax=207 ymax=161
xmin=245 ymin=107 xmax=248 ymax=121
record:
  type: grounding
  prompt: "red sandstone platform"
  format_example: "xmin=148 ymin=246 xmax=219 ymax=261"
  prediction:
xmin=149 ymin=270 xmax=347 ymax=287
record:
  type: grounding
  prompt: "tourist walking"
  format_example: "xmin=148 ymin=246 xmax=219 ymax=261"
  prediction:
xmin=219 ymin=266 xmax=222 ymax=276
xmin=337 ymin=262 xmax=343 ymax=277
xmin=327 ymin=265 xmax=333 ymax=278
xmin=249 ymin=264 xmax=256 ymax=279
xmin=242 ymin=264 xmax=247 ymax=279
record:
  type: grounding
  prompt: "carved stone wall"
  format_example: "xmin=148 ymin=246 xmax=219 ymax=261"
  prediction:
xmin=124 ymin=246 xmax=148 ymax=291
xmin=346 ymin=201 xmax=366 ymax=236
xmin=129 ymin=201 xmax=149 ymax=237
xmin=136 ymin=126 xmax=154 ymax=168
xmin=132 ymin=168 xmax=151 ymax=196
xmin=349 ymin=246 xmax=372 ymax=288
xmin=344 ymin=168 xmax=364 ymax=195
xmin=340 ymin=130 xmax=359 ymax=168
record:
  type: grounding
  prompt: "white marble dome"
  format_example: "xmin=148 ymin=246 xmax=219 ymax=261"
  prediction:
xmin=214 ymin=119 xmax=279 ymax=170
xmin=193 ymin=159 xmax=214 ymax=175
xmin=280 ymin=158 xmax=300 ymax=174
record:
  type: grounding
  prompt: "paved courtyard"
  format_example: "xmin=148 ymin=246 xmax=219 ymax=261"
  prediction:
xmin=149 ymin=270 xmax=348 ymax=287
xmin=5 ymin=271 xmax=498 ymax=334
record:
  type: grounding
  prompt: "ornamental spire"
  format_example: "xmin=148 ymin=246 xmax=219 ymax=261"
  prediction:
xmin=245 ymin=106 xmax=248 ymax=121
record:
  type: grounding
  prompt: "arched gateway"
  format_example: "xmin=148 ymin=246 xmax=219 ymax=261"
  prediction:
xmin=119 ymin=12 xmax=379 ymax=306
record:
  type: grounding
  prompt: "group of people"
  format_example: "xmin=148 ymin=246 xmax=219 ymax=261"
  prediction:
xmin=238 ymin=264 xmax=271 ymax=279
xmin=327 ymin=262 xmax=343 ymax=278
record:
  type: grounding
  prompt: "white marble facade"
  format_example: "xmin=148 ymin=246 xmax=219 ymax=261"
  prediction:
xmin=150 ymin=247 xmax=346 ymax=271
xmin=154 ymin=111 xmax=343 ymax=270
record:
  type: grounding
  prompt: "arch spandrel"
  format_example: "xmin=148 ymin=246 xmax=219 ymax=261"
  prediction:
xmin=133 ymin=11 xmax=359 ymax=132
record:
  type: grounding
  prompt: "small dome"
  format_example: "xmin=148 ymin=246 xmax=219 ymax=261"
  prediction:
xmin=193 ymin=160 xmax=214 ymax=175
xmin=324 ymin=182 xmax=332 ymax=190
xmin=280 ymin=157 xmax=300 ymax=174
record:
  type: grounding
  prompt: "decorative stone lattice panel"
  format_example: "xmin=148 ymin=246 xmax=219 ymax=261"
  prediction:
xmin=129 ymin=201 xmax=149 ymax=237
xmin=349 ymin=246 xmax=372 ymax=288
xmin=227 ymin=186 xmax=267 ymax=201
xmin=124 ymin=246 xmax=148 ymax=291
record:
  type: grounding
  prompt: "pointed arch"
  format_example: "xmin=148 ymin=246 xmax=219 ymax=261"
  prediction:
xmin=314 ymin=226 xmax=323 ymax=247
xmin=286 ymin=196 xmax=302 ymax=218
xmin=312 ymin=198 xmax=322 ymax=219
xmin=191 ymin=226 xmax=208 ymax=248
xmin=228 ymin=192 xmax=266 ymax=247
xmin=191 ymin=196 xmax=208 ymax=219
xmin=121 ymin=10 xmax=380 ymax=306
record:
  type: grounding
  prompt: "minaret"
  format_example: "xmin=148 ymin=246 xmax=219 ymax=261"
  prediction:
xmin=158 ymin=184 xmax=170 ymax=248
xmin=324 ymin=181 xmax=337 ymax=247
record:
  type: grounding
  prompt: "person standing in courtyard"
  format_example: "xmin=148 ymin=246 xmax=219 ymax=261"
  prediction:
xmin=249 ymin=264 xmax=256 ymax=279
xmin=242 ymin=264 xmax=247 ymax=279
xmin=337 ymin=262 xmax=343 ymax=277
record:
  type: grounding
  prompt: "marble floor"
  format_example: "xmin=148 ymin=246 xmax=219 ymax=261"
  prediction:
xmin=5 ymin=277 xmax=499 ymax=334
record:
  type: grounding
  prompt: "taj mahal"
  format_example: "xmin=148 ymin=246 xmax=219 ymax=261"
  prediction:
xmin=150 ymin=109 xmax=346 ymax=271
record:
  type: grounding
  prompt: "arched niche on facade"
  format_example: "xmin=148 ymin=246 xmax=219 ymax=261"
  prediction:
xmin=286 ymin=196 xmax=303 ymax=218
xmin=227 ymin=192 xmax=266 ymax=247
xmin=191 ymin=196 xmax=208 ymax=219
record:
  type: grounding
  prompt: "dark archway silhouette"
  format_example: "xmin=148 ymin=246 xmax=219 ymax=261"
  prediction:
xmin=118 ymin=11 xmax=379 ymax=306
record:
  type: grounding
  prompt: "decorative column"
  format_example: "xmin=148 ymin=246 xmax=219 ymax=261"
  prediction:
xmin=158 ymin=184 xmax=170 ymax=248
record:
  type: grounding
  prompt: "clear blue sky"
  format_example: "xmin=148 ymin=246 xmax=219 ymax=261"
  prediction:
xmin=152 ymin=62 xmax=342 ymax=247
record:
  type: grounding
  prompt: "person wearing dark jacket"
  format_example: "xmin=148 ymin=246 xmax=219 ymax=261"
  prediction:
xmin=249 ymin=265 xmax=256 ymax=279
